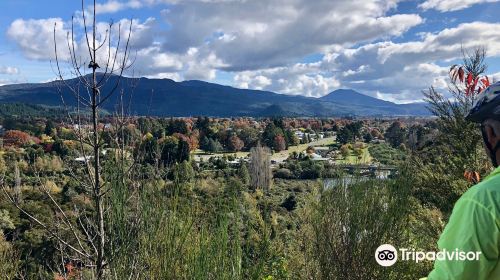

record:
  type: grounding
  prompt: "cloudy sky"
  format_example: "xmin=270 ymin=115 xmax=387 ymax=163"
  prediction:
xmin=1 ymin=0 xmax=500 ymax=103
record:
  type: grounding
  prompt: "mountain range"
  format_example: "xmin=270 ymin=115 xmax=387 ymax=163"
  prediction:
xmin=0 ymin=75 xmax=430 ymax=117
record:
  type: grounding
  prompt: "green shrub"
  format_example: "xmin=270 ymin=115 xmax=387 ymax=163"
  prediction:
xmin=368 ymin=143 xmax=406 ymax=165
xmin=274 ymin=168 xmax=294 ymax=179
xmin=310 ymin=175 xmax=413 ymax=280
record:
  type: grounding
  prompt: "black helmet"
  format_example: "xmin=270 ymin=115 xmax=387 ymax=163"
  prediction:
xmin=467 ymin=81 xmax=500 ymax=167
xmin=466 ymin=81 xmax=500 ymax=122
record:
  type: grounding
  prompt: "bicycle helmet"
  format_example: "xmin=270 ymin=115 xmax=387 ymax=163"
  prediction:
xmin=465 ymin=81 xmax=500 ymax=122
xmin=466 ymin=81 xmax=500 ymax=167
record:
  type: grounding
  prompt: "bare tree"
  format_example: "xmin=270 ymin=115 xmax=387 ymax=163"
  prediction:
xmin=249 ymin=143 xmax=272 ymax=192
xmin=54 ymin=0 xmax=134 ymax=277
xmin=2 ymin=0 xmax=134 ymax=278
xmin=13 ymin=163 xmax=21 ymax=204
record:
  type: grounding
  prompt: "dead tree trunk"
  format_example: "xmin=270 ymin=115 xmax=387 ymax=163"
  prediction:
xmin=249 ymin=143 xmax=272 ymax=192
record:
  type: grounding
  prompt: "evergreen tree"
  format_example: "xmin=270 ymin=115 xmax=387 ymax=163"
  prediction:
xmin=262 ymin=122 xmax=284 ymax=148
xmin=384 ymin=121 xmax=406 ymax=148
xmin=363 ymin=132 xmax=373 ymax=143
xmin=237 ymin=162 xmax=250 ymax=185
xmin=337 ymin=127 xmax=353 ymax=145
xmin=207 ymin=138 xmax=223 ymax=153
xmin=44 ymin=120 xmax=55 ymax=136
xmin=177 ymin=139 xmax=191 ymax=162
xmin=52 ymin=139 xmax=69 ymax=157
xmin=160 ymin=136 xmax=179 ymax=166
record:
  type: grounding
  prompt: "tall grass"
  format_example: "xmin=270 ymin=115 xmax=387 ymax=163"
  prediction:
xmin=104 ymin=159 xmax=246 ymax=279
xmin=103 ymin=160 xmax=425 ymax=280
xmin=0 ymin=236 xmax=20 ymax=279
xmin=310 ymin=174 xmax=412 ymax=280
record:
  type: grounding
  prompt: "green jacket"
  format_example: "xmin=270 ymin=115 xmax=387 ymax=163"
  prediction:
xmin=424 ymin=166 xmax=500 ymax=279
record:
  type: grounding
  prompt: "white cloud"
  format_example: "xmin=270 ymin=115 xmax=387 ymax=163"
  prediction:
xmin=94 ymin=1 xmax=128 ymax=14
xmin=317 ymin=21 xmax=500 ymax=101
xmin=0 ymin=77 xmax=26 ymax=86
xmin=7 ymin=0 xmax=423 ymax=90
xmin=7 ymin=18 xmax=70 ymax=60
xmin=146 ymin=72 xmax=182 ymax=81
xmin=130 ymin=45 xmax=226 ymax=80
xmin=377 ymin=22 xmax=500 ymax=63
xmin=94 ymin=0 xmax=143 ymax=14
xmin=234 ymin=62 xmax=339 ymax=97
xmin=160 ymin=0 xmax=422 ymax=70
xmin=239 ymin=75 xmax=272 ymax=90
xmin=7 ymin=16 xmax=158 ymax=80
xmin=346 ymin=63 xmax=449 ymax=103
xmin=419 ymin=0 xmax=500 ymax=12
xmin=231 ymin=21 xmax=500 ymax=102
xmin=93 ymin=0 xmax=243 ymax=14
xmin=8 ymin=1 xmax=500 ymax=103
xmin=182 ymin=49 xmax=226 ymax=80
xmin=490 ymin=72 xmax=500 ymax=83
xmin=0 ymin=66 xmax=19 ymax=75
xmin=373 ymin=91 xmax=422 ymax=104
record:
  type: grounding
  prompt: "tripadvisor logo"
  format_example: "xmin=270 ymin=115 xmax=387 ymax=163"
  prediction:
xmin=375 ymin=244 xmax=398 ymax=267
xmin=375 ymin=244 xmax=482 ymax=267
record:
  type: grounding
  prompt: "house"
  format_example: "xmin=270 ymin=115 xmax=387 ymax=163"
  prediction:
xmin=294 ymin=130 xmax=305 ymax=140
xmin=310 ymin=153 xmax=329 ymax=161
xmin=313 ymin=146 xmax=330 ymax=157
xmin=74 ymin=155 xmax=93 ymax=163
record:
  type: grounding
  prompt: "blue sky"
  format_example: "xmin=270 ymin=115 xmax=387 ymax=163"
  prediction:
xmin=1 ymin=0 xmax=500 ymax=103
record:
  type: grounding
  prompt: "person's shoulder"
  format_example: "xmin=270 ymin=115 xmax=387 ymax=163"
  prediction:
xmin=459 ymin=174 xmax=500 ymax=211
xmin=467 ymin=173 xmax=500 ymax=194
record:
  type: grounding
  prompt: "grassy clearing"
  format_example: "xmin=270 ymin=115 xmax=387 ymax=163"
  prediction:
xmin=336 ymin=146 xmax=372 ymax=165
xmin=193 ymin=137 xmax=336 ymax=162
xmin=271 ymin=136 xmax=335 ymax=161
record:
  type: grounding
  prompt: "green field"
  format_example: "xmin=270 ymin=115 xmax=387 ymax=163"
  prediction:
xmin=192 ymin=137 xmax=377 ymax=165
xmin=336 ymin=146 xmax=372 ymax=164
xmin=271 ymin=136 xmax=335 ymax=161
xmin=193 ymin=136 xmax=336 ymax=162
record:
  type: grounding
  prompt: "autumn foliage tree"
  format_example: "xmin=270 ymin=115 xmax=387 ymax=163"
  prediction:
xmin=450 ymin=56 xmax=490 ymax=97
xmin=273 ymin=135 xmax=287 ymax=152
xmin=416 ymin=48 xmax=490 ymax=213
xmin=173 ymin=133 xmax=199 ymax=151
xmin=4 ymin=130 xmax=31 ymax=147
xmin=424 ymin=48 xmax=490 ymax=175
xmin=228 ymin=135 xmax=244 ymax=152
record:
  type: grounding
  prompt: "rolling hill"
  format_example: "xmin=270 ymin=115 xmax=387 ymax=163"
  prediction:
xmin=0 ymin=75 xmax=430 ymax=117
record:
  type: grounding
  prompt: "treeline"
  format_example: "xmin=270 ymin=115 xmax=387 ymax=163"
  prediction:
xmin=0 ymin=103 xmax=66 ymax=118
xmin=126 ymin=117 xmax=334 ymax=154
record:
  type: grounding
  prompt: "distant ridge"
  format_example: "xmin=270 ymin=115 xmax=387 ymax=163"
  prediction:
xmin=0 ymin=76 xmax=430 ymax=117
